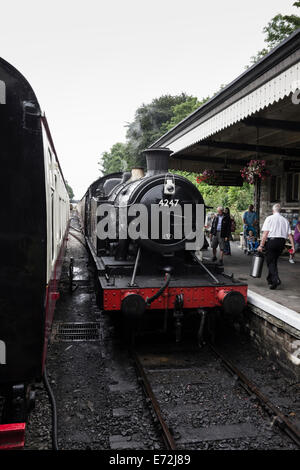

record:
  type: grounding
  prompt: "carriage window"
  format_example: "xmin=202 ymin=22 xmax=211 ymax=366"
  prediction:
xmin=270 ymin=175 xmax=281 ymax=202
xmin=51 ymin=192 xmax=54 ymax=260
xmin=48 ymin=148 xmax=52 ymax=166
xmin=59 ymin=197 xmax=62 ymax=239
xmin=286 ymin=173 xmax=299 ymax=202
xmin=48 ymin=149 xmax=53 ymax=185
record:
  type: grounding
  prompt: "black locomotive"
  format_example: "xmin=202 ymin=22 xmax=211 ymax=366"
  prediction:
xmin=78 ymin=148 xmax=247 ymax=340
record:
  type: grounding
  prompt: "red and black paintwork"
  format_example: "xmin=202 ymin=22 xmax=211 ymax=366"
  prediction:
xmin=102 ymin=282 xmax=247 ymax=312
xmin=79 ymin=148 xmax=248 ymax=339
xmin=42 ymin=228 xmax=69 ymax=369
xmin=90 ymin=247 xmax=247 ymax=324
xmin=0 ymin=58 xmax=68 ymax=449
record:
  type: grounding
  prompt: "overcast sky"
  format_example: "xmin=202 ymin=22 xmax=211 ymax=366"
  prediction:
xmin=1 ymin=0 xmax=297 ymax=198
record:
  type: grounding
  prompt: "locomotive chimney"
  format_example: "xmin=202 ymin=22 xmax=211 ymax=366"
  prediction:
xmin=143 ymin=148 xmax=172 ymax=176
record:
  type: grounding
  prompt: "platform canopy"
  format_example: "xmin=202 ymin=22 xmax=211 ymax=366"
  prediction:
xmin=150 ymin=29 xmax=300 ymax=175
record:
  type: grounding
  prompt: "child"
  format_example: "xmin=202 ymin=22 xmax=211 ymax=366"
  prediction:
xmin=289 ymin=220 xmax=300 ymax=264
xmin=247 ymin=230 xmax=259 ymax=254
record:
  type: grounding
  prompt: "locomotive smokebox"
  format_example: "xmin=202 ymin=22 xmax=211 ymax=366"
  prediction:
xmin=143 ymin=147 xmax=172 ymax=176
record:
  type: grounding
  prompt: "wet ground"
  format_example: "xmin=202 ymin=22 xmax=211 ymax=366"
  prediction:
xmin=25 ymin=216 xmax=300 ymax=450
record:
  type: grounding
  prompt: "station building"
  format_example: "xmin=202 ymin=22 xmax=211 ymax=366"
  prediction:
xmin=151 ymin=29 xmax=300 ymax=229
xmin=150 ymin=29 xmax=300 ymax=378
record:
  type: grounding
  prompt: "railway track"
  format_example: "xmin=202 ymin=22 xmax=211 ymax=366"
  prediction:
xmin=209 ymin=344 xmax=300 ymax=448
xmin=25 ymin=216 xmax=300 ymax=450
xmin=132 ymin=350 xmax=176 ymax=450
xmin=131 ymin=342 xmax=300 ymax=450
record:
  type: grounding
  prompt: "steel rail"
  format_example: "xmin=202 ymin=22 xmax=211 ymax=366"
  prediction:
xmin=68 ymin=231 xmax=87 ymax=249
xmin=209 ymin=343 xmax=300 ymax=448
xmin=131 ymin=351 xmax=177 ymax=450
xmin=69 ymin=225 xmax=84 ymax=234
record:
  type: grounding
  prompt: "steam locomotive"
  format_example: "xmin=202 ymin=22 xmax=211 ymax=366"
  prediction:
xmin=78 ymin=148 xmax=247 ymax=340
xmin=0 ymin=58 xmax=69 ymax=448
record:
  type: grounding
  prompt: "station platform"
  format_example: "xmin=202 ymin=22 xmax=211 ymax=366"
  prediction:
xmin=203 ymin=242 xmax=300 ymax=333
xmin=202 ymin=242 xmax=300 ymax=376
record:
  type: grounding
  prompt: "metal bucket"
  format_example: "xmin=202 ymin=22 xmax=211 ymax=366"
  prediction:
xmin=250 ymin=252 xmax=264 ymax=278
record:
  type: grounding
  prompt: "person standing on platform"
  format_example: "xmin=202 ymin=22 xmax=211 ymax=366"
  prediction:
xmin=289 ymin=219 xmax=300 ymax=263
xmin=223 ymin=207 xmax=236 ymax=255
xmin=210 ymin=206 xmax=231 ymax=265
xmin=258 ymin=204 xmax=295 ymax=289
xmin=243 ymin=204 xmax=258 ymax=253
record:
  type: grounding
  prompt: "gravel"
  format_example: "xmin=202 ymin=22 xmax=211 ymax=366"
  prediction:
xmin=25 ymin=214 xmax=300 ymax=450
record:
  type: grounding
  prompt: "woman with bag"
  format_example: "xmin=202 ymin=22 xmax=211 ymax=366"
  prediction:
xmin=223 ymin=207 xmax=235 ymax=255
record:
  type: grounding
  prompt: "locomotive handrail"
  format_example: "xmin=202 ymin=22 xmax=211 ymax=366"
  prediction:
xmin=192 ymin=253 xmax=220 ymax=284
xmin=130 ymin=247 xmax=141 ymax=286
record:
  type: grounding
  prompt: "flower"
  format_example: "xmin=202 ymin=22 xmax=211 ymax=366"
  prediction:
xmin=197 ymin=169 xmax=216 ymax=185
xmin=240 ymin=159 xmax=270 ymax=184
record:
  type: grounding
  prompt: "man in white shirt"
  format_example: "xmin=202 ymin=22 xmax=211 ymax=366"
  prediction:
xmin=258 ymin=204 xmax=295 ymax=289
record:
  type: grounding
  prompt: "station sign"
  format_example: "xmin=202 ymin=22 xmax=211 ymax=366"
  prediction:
xmin=208 ymin=170 xmax=243 ymax=187
xmin=284 ymin=160 xmax=300 ymax=172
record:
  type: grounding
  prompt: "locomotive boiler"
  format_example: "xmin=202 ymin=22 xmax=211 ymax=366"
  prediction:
xmin=78 ymin=148 xmax=247 ymax=340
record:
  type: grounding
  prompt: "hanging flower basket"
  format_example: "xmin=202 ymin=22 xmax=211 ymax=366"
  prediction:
xmin=196 ymin=169 xmax=216 ymax=185
xmin=240 ymin=159 xmax=270 ymax=185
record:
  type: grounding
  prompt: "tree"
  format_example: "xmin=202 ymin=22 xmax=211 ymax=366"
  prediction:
xmin=125 ymin=93 xmax=196 ymax=168
xmin=65 ymin=181 xmax=74 ymax=200
xmin=249 ymin=1 xmax=300 ymax=65
xmin=99 ymin=89 xmax=224 ymax=174
xmin=263 ymin=2 xmax=300 ymax=48
xmin=99 ymin=142 xmax=133 ymax=175
xmin=99 ymin=93 xmax=203 ymax=174
xmin=160 ymin=96 xmax=209 ymax=134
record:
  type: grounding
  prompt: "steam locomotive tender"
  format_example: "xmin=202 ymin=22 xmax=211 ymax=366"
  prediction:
xmin=0 ymin=58 xmax=69 ymax=448
xmin=79 ymin=148 xmax=247 ymax=340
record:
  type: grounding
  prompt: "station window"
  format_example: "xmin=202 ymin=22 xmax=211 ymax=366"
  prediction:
xmin=286 ymin=173 xmax=299 ymax=202
xmin=270 ymin=175 xmax=281 ymax=202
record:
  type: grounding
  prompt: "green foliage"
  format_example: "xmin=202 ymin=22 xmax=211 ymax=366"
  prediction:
xmin=263 ymin=10 xmax=300 ymax=49
xmin=125 ymin=93 xmax=195 ymax=168
xmin=65 ymin=181 xmax=74 ymax=200
xmin=249 ymin=1 xmax=300 ymax=65
xmin=99 ymin=93 xmax=204 ymax=174
xmin=99 ymin=89 xmax=254 ymax=222
xmin=160 ymin=96 xmax=209 ymax=134
xmin=248 ymin=48 xmax=270 ymax=66
xmin=100 ymin=142 xmax=133 ymax=175
xmin=171 ymin=171 xmax=254 ymax=233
